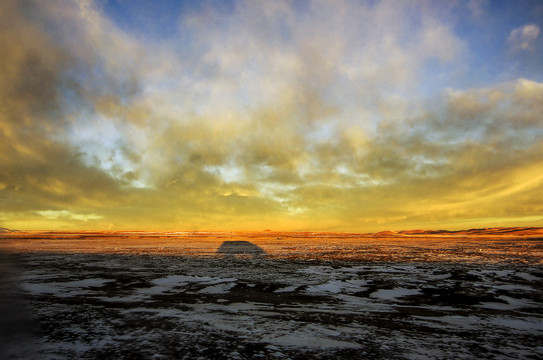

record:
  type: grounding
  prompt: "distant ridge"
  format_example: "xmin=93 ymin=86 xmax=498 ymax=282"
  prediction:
xmin=0 ymin=227 xmax=541 ymax=237
xmin=376 ymin=227 xmax=543 ymax=237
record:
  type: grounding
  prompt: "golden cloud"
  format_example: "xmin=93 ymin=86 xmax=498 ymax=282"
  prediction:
xmin=1 ymin=0 xmax=542 ymax=231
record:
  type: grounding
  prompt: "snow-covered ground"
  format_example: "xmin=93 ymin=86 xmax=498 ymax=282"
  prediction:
xmin=1 ymin=252 xmax=542 ymax=359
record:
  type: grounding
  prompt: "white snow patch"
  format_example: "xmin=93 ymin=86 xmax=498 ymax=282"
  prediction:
xmin=416 ymin=315 xmax=482 ymax=329
xmin=494 ymin=284 xmax=535 ymax=292
xmin=427 ymin=273 xmax=451 ymax=280
xmin=305 ymin=279 xmax=368 ymax=295
xmin=151 ymin=275 xmax=212 ymax=286
xmin=151 ymin=275 xmax=237 ymax=287
xmin=199 ymin=282 xmax=236 ymax=294
xmin=63 ymin=278 xmax=111 ymax=287
xmin=137 ymin=275 xmax=238 ymax=297
xmin=489 ymin=317 xmax=543 ymax=332
xmin=493 ymin=270 xmax=515 ymax=277
xmin=20 ymin=278 xmax=112 ymax=296
xmin=370 ymin=288 xmax=420 ymax=300
xmin=95 ymin=295 xmax=143 ymax=303
xmin=306 ymin=281 xmax=345 ymax=294
xmin=478 ymin=295 xmax=536 ymax=310
xmin=274 ymin=285 xmax=299 ymax=293
xmin=225 ymin=302 xmax=258 ymax=312
xmin=516 ymin=272 xmax=540 ymax=282
xmin=300 ymin=266 xmax=337 ymax=275
xmin=262 ymin=334 xmax=360 ymax=349
xmin=137 ymin=286 xmax=172 ymax=296
xmin=20 ymin=283 xmax=57 ymax=294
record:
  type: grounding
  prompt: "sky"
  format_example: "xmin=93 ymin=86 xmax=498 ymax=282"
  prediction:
xmin=1 ymin=0 xmax=543 ymax=232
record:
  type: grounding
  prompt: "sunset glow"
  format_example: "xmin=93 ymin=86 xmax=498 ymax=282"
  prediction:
xmin=1 ymin=0 xmax=542 ymax=231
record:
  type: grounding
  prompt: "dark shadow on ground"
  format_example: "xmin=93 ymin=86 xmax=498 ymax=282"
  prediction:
xmin=0 ymin=253 xmax=39 ymax=359
xmin=217 ymin=241 xmax=266 ymax=257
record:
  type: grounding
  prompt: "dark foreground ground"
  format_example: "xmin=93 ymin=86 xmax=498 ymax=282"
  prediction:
xmin=1 ymin=250 xmax=542 ymax=359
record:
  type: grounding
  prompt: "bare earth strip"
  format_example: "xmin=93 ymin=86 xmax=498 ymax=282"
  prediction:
xmin=1 ymin=230 xmax=542 ymax=359
xmin=1 ymin=230 xmax=543 ymax=263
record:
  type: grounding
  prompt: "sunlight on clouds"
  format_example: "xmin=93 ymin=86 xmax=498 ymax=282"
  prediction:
xmin=508 ymin=23 xmax=540 ymax=52
xmin=1 ymin=0 xmax=542 ymax=231
xmin=38 ymin=210 xmax=103 ymax=222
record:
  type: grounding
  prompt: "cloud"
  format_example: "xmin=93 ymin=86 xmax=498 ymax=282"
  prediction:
xmin=0 ymin=0 xmax=136 ymax=224
xmin=467 ymin=0 xmax=488 ymax=18
xmin=37 ymin=210 xmax=102 ymax=221
xmin=1 ymin=0 xmax=542 ymax=231
xmin=507 ymin=23 xmax=540 ymax=52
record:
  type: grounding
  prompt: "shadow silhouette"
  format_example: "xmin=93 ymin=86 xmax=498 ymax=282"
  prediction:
xmin=217 ymin=241 xmax=266 ymax=257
